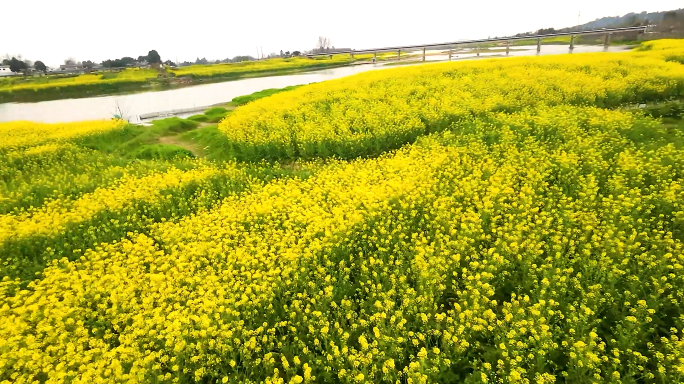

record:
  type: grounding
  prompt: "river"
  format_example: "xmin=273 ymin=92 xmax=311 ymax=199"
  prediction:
xmin=0 ymin=45 xmax=631 ymax=124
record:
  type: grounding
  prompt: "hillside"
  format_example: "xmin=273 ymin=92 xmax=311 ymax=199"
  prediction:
xmin=516 ymin=8 xmax=684 ymax=37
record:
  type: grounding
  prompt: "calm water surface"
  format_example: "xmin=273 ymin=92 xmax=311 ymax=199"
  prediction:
xmin=0 ymin=45 xmax=631 ymax=123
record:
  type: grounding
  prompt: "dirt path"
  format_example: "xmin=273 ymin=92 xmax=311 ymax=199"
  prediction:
xmin=158 ymin=135 xmax=204 ymax=157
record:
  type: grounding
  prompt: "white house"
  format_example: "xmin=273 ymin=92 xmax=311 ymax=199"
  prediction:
xmin=0 ymin=66 xmax=15 ymax=77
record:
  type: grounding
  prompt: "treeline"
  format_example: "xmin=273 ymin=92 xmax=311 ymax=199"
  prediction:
xmin=2 ymin=56 xmax=46 ymax=74
xmin=176 ymin=51 xmax=302 ymax=67
xmin=4 ymin=45 xmax=310 ymax=75
xmin=1 ymin=50 xmax=164 ymax=74
xmin=101 ymin=50 xmax=162 ymax=68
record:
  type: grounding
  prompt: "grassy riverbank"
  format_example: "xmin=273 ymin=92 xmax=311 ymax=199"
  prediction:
xmin=0 ymin=57 xmax=352 ymax=104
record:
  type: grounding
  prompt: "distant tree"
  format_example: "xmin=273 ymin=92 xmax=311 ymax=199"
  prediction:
xmin=34 ymin=60 xmax=47 ymax=72
xmin=316 ymin=36 xmax=332 ymax=51
xmin=280 ymin=50 xmax=284 ymax=57
xmin=663 ymin=11 xmax=678 ymax=22
xmin=64 ymin=57 xmax=77 ymax=65
xmin=285 ymin=51 xmax=290 ymax=56
xmin=292 ymin=51 xmax=301 ymax=56
xmin=231 ymin=55 xmax=254 ymax=62
xmin=9 ymin=57 xmax=28 ymax=73
xmin=122 ymin=57 xmax=135 ymax=67
xmin=536 ymin=28 xmax=556 ymax=35
xmin=163 ymin=59 xmax=176 ymax=67
xmin=81 ymin=60 xmax=94 ymax=68
xmin=656 ymin=10 xmax=683 ymax=32
xmin=137 ymin=55 xmax=147 ymax=63
xmin=102 ymin=57 xmax=136 ymax=68
xmin=147 ymin=50 xmax=161 ymax=64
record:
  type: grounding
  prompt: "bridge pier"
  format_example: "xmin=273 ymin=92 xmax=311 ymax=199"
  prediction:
xmin=604 ymin=33 xmax=612 ymax=47
xmin=373 ymin=52 xmax=377 ymax=62
xmin=570 ymin=35 xmax=575 ymax=50
xmin=350 ymin=52 xmax=354 ymax=59
xmin=476 ymin=43 xmax=480 ymax=57
xmin=397 ymin=49 xmax=401 ymax=61
xmin=448 ymin=48 xmax=452 ymax=61
xmin=537 ymin=38 xmax=541 ymax=52
xmin=506 ymin=41 xmax=510 ymax=55
xmin=422 ymin=47 xmax=426 ymax=62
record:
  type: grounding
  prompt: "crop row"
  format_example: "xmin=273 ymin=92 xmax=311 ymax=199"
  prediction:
xmin=1 ymin=40 xmax=684 ymax=384
xmin=2 ymin=103 xmax=684 ymax=382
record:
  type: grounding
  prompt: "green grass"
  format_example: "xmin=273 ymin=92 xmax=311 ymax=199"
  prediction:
xmin=186 ymin=107 xmax=231 ymax=124
xmin=623 ymin=98 xmax=684 ymax=119
xmin=179 ymin=126 xmax=233 ymax=160
xmin=204 ymin=107 xmax=230 ymax=123
xmin=131 ymin=144 xmax=195 ymax=160
xmin=77 ymin=117 xmax=199 ymax=159
xmin=640 ymin=99 xmax=684 ymax=119
xmin=231 ymin=85 xmax=304 ymax=106
xmin=187 ymin=114 xmax=210 ymax=122
xmin=204 ymin=107 xmax=228 ymax=115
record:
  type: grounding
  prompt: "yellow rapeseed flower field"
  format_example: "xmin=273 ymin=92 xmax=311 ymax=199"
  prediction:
xmin=0 ymin=165 xmax=224 ymax=245
xmin=1 ymin=40 xmax=684 ymax=384
xmin=0 ymin=120 xmax=126 ymax=150
xmin=0 ymin=69 xmax=158 ymax=92
xmin=170 ymin=56 xmax=352 ymax=78
xmin=219 ymin=40 xmax=684 ymax=161
xmin=0 ymin=119 xmax=261 ymax=282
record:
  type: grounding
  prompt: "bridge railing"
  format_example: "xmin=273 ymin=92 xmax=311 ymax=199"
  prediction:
xmin=306 ymin=26 xmax=649 ymax=61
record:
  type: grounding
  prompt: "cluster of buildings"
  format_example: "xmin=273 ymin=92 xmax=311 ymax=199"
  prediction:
xmin=53 ymin=63 xmax=103 ymax=73
xmin=0 ymin=64 xmax=93 ymax=77
xmin=0 ymin=66 xmax=13 ymax=77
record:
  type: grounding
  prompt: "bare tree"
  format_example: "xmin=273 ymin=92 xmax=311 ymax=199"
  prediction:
xmin=316 ymin=36 xmax=332 ymax=51
xmin=64 ymin=57 xmax=77 ymax=65
xmin=112 ymin=99 xmax=131 ymax=122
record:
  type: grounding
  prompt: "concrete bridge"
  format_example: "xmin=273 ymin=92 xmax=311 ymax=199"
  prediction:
xmin=306 ymin=26 xmax=649 ymax=62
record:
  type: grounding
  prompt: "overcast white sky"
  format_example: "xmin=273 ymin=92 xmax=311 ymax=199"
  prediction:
xmin=2 ymin=0 xmax=682 ymax=67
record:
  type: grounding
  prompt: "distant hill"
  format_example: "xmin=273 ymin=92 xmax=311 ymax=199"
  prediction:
xmin=577 ymin=9 xmax=680 ymax=30
xmin=514 ymin=8 xmax=684 ymax=37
